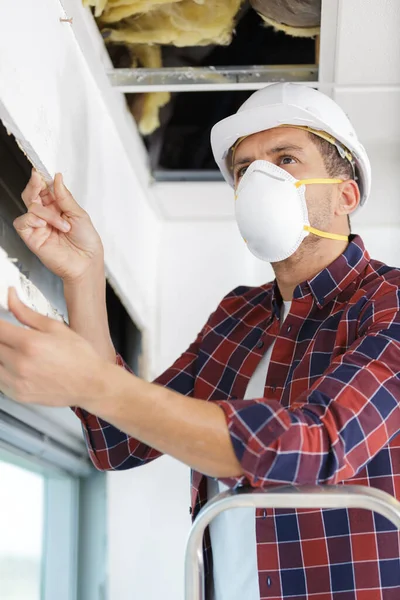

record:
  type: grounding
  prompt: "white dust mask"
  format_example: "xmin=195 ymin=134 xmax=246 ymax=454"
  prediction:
xmin=234 ymin=160 xmax=348 ymax=263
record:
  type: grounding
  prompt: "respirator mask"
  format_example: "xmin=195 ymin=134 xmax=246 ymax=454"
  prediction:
xmin=234 ymin=160 xmax=348 ymax=263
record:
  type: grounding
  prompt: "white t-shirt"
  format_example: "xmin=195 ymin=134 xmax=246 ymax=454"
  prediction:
xmin=207 ymin=301 xmax=291 ymax=600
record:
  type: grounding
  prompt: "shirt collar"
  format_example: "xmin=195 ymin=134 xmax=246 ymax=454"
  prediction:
xmin=271 ymin=235 xmax=370 ymax=311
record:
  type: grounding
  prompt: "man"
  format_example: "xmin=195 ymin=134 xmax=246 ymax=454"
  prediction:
xmin=1 ymin=82 xmax=400 ymax=599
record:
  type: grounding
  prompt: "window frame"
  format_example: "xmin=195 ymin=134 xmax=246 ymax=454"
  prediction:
xmin=0 ymin=445 xmax=106 ymax=600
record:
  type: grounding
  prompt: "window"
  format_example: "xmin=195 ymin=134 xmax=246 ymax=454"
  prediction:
xmin=0 ymin=458 xmax=44 ymax=600
xmin=0 ymin=449 xmax=87 ymax=600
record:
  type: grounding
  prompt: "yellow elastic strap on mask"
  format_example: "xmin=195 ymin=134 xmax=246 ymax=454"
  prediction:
xmin=295 ymin=178 xmax=344 ymax=188
xmin=296 ymin=178 xmax=348 ymax=241
xmin=304 ymin=225 xmax=348 ymax=241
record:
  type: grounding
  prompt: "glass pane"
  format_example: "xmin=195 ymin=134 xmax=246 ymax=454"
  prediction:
xmin=0 ymin=460 xmax=44 ymax=600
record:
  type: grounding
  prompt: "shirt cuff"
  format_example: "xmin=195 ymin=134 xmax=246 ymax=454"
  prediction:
xmin=215 ymin=398 xmax=291 ymax=488
xmin=72 ymin=353 xmax=133 ymax=470
xmin=71 ymin=406 xmax=104 ymax=469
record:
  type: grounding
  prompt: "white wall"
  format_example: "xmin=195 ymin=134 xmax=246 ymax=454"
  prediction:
xmin=154 ymin=221 xmax=275 ymax=377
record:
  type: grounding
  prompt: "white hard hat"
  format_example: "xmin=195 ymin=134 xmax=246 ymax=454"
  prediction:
xmin=211 ymin=83 xmax=371 ymax=208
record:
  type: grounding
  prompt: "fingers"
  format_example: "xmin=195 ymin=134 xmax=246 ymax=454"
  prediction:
xmin=39 ymin=183 xmax=56 ymax=207
xmin=0 ymin=312 xmax=33 ymax=349
xmin=18 ymin=170 xmax=71 ymax=234
xmin=13 ymin=208 xmax=69 ymax=236
xmin=53 ymin=173 xmax=84 ymax=215
xmin=7 ymin=288 xmax=58 ymax=336
xmin=13 ymin=212 xmax=47 ymax=232
xmin=19 ymin=171 xmax=86 ymax=236
xmin=21 ymin=170 xmax=85 ymax=219
xmin=21 ymin=170 xmax=46 ymax=208
xmin=23 ymin=203 xmax=70 ymax=232
xmin=21 ymin=169 xmax=56 ymax=209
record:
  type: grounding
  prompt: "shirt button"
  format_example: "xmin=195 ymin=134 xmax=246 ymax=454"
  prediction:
xmin=256 ymin=339 xmax=264 ymax=349
xmin=287 ymin=325 xmax=292 ymax=333
xmin=267 ymin=576 xmax=272 ymax=587
xmin=271 ymin=385 xmax=277 ymax=393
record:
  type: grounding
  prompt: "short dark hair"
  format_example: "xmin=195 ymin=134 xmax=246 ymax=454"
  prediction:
xmin=308 ymin=132 xmax=353 ymax=231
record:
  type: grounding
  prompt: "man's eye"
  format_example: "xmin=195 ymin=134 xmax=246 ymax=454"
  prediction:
xmin=236 ymin=166 xmax=248 ymax=179
xmin=280 ymin=156 xmax=297 ymax=165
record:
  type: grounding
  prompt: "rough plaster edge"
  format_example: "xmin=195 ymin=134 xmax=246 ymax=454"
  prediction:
xmin=0 ymin=99 xmax=52 ymax=184
xmin=0 ymin=246 xmax=64 ymax=322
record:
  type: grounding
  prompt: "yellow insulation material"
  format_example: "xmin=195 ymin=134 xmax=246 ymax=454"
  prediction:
xmin=82 ymin=0 xmax=244 ymax=134
xmin=128 ymin=45 xmax=171 ymax=135
xmin=135 ymin=92 xmax=171 ymax=135
xmin=83 ymin=0 xmax=108 ymax=18
xmin=131 ymin=44 xmax=162 ymax=68
xmin=101 ymin=0 xmax=184 ymax=23
xmin=102 ymin=0 xmax=243 ymax=47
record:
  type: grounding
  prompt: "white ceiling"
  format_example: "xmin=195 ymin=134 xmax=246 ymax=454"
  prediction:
xmin=335 ymin=0 xmax=400 ymax=86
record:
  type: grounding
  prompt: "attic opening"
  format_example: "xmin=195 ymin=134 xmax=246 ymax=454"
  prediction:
xmin=90 ymin=0 xmax=320 ymax=181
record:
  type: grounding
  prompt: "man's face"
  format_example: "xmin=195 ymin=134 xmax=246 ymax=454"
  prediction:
xmin=232 ymin=127 xmax=338 ymax=253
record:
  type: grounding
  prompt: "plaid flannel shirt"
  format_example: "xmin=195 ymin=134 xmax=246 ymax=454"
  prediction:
xmin=74 ymin=235 xmax=400 ymax=600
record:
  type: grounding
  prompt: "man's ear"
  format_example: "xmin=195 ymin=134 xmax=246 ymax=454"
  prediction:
xmin=336 ymin=180 xmax=360 ymax=217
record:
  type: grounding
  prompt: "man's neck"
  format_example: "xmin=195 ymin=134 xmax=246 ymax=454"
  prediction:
xmin=273 ymin=238 xmax=350 ymax=301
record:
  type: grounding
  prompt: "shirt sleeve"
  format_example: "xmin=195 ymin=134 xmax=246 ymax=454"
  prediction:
xmin=216 ymin=290 xmax=400 ymax=489
xmin=73 ymin=329 xmax=204 ymax=471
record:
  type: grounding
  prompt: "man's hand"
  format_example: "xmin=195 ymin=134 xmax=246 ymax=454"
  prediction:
xmin=15 ymin=170 xmax=116 ymax=363
xmin=0 ymin=291 xmax=243 ymax=478
xmin=14 ymin=171 xmax=104 ymax=284
xmin=0 ymin=288 xmax=110 ymax=407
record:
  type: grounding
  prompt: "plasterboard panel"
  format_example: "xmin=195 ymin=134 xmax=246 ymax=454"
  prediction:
xmin=0 ymin=247 xmax=63 ymax=320
xmin=335 ymin=0 xmax=400 ymax=85
xmin=152 ymin=182 xmax=235 ymax=220
xmin=0 ymin=0 xmax=160 ymax=336
xmin=334 ymin=89 xmax=400 ymax=142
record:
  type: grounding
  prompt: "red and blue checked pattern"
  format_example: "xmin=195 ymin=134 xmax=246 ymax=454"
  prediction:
xmin=74 ymin=235 xmax=400 ymax=599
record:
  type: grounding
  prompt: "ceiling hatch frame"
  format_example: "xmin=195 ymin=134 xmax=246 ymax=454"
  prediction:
xmin=103 ymin=10 xmax=321 ymax=182
xmin=107 ymin=64 xmax=319 ymax=93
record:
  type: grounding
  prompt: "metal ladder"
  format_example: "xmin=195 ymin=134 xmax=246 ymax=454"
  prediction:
xmin=184 ymin=484 xmax=400 ymax=600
